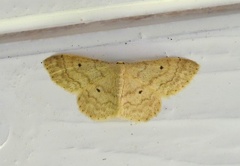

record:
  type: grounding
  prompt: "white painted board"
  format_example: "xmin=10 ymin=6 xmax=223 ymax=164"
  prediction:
xmin=1 ymin=1 xmax=240 ymax=166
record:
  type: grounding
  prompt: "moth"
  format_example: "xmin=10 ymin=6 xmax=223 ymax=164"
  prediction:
xmin=43 ymin=54 xmax=199 ymax=122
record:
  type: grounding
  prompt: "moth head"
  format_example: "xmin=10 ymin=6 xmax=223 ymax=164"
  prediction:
xmin=116 ymin=61 xmax=125 ymax=64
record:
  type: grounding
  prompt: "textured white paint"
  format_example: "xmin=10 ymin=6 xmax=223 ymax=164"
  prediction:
xmin=0 ymin=0 xmax=240 ymax=34
xmin=1 ymin=1 xmax=240 ymax=166
xmin=0 ymin=0 xmax=148 ymax=19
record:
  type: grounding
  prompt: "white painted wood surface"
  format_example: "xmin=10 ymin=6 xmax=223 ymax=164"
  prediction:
xmin=1 ymin=0 xmax=239 ymax=34
xmin=1 ymin=1 xmax=240 ymax=166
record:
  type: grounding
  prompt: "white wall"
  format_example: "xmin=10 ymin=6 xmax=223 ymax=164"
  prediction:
xmin=0 ymin=0 xmax=239 ymax=34
xmin=0 ymin=1 xmax=240 ymax=166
